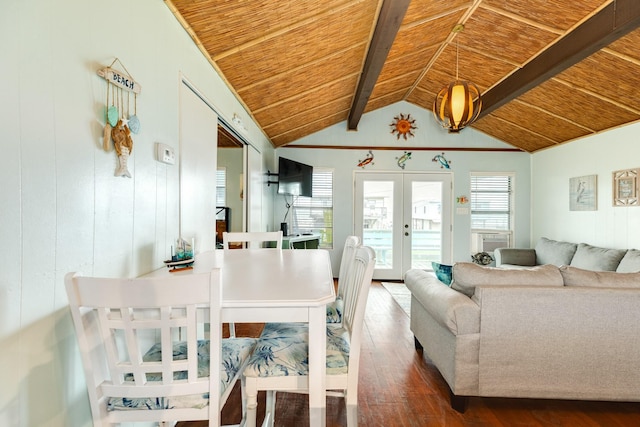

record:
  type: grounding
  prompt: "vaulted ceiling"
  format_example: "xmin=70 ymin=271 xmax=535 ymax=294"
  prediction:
xmin=166 ymin=0 xmax=640 ymax=153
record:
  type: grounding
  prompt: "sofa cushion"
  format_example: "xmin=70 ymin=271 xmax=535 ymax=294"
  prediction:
xmin=451 ymin=262 xmax=563 ymax=298
xmin=535 ymin=237 xmax=577 ymax=266
xmin=431 ymin=262 xmax=453 ymax=285
xmin=569 ymin=243 xmax=627 ymax=271
xmin=617 ymin=249 xmax=640 ymax=273
xmin=560 ymin=265 xmax=640 ymax=288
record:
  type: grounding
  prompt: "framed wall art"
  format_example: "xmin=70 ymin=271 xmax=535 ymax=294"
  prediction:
xmin=569 ymin=175 xmax=597 ymax=211
xmin=613 ymin=168 xmax=639 ymax=206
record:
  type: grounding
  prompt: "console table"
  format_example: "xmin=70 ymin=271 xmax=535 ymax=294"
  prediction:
xmin=283 ymin=233 xmax=321 ymax=249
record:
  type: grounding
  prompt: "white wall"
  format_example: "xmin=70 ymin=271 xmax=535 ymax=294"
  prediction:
xmin=276 ymin=102 xmax=531 ymax=272
xmin=0 ymin=1 xmax=273 ymax=425
xmin=532 ymin=122 xmax=640 ymax=249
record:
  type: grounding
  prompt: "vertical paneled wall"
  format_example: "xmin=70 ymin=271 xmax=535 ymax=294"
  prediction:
xmin=0 ymin=1 xmax=271 ymax=425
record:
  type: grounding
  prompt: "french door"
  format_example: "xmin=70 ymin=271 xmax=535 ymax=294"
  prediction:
xmin=354 ymin=172 xmax=452 ymax=281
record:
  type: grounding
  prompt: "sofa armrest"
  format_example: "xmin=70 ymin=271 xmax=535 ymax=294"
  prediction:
xmin=405 ymin=269 xmax=480 ymax=335
xmin=494 ymin=248 xmax=536 ymax=267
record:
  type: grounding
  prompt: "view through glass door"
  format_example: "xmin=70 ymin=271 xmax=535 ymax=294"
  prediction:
xmin=354 ymin=172 xmax=452 ymax=280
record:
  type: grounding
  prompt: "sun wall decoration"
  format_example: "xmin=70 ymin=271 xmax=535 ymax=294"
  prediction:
xmin=390 ymin=113 xmax=417 ymax=140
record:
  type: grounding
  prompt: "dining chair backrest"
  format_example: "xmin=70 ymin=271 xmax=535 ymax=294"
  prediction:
xmin=222 ymin=231 xmax=283 ymax=249
xmin=222 ymin=231 xmax=282 ymax=338
xmin=65 ymin=270 xmax=224 ymax=426
xmin=243 ymin=245 xmax=376 ymax=427
xmin=339 ymin=245 xmax=376 ymax=358
xmin=336 ymin=235 xmax=360 ymax=299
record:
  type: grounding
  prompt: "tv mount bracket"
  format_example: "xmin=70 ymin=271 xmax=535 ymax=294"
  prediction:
xmin=266 ymin=170 xmax=279 ymax=187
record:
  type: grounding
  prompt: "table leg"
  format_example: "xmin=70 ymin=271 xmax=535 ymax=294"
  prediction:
xmin=308 ymin=305 xmax=327 ymax=427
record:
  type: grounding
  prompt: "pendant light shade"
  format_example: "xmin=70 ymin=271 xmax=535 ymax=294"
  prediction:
xmin=433 ymin=80 xmax=482 ymax=133
xmin=433 ymin=24 xmax=482 ymax=133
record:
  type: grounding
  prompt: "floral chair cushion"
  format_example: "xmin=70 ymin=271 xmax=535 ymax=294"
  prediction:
xmin=326 ymin=297 xmax=344 ymax=324
xmin=107 ymin=337 xmax=256 ymax=411
xmin=243 ymin=322 xmax=350 ymax=378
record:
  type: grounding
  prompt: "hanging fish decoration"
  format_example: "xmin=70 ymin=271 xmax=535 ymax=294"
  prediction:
xmin=396 ymin=151 xmax=412 ymax=169
xmin=357 ymin=150 xmax=375 ymax=168
xmin=112 ymin=120 xmax=134 ymax=178
xmin=432 ymin=152 xmax=451 ymax=169
xmin=97 ymin=59 xmax=142 ymax=178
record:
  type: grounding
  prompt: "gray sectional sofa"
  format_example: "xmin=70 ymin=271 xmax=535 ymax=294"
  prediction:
xmin=495 ymin=237 xmax=640 ymax=272
xmin=405 ymin=238 xmax=640 ymax=411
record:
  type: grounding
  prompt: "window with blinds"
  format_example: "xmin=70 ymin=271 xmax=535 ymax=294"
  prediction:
xmin=470 ymin=173 xmax=513 ymax=231
xmin=216 ymin=168 xmax=226 ymax=218
xmin=292 ymin=168 xmax=333 ymax=248
xmin=216 ymin=168 xmax=226 ymax=205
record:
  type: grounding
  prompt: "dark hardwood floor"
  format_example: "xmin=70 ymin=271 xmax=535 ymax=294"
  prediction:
xmin=180 ymin=281 xmax=640 ymax=426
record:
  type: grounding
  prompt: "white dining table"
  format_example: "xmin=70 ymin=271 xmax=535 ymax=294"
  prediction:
xmin=143 ymin=248 xmax=335 ymax=427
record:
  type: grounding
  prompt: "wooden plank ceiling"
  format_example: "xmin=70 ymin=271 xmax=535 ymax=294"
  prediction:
xmin=166 ymin=0 xmax=640 ymax=153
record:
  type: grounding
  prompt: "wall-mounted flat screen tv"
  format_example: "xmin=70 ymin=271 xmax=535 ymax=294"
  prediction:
xmin=278 ymin=157 xmax=313 ymax=197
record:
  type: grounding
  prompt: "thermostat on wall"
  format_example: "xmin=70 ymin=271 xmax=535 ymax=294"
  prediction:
xmin=156 ymin=143 xmax=175 ymax=165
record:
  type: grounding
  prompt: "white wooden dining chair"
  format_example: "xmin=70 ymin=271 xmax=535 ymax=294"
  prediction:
xmin=222 ymin=231 xmax=283 ymax=249
xmin=64 ymin=270 xmax=257 ymax=427
xmin=222 ymin=231 xmax=283 ymax=338
xmin=242 ymin=246 xmax=376 ymax=427
xmin=326 ymin=235 xmax=360 ymax=326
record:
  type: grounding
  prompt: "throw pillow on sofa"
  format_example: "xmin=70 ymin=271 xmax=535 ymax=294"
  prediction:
xmin=616 ymin=249 xmax=640 ymax=273
xmin=431 ymin=261 xmax=453 ymax=285
xmin=569 ymin=243 xmax=627 ymax=271
xmin=535 ymin=237 xmax=578 ymax=266
xmin=560 ymin=265 xmax=640 ymax=288
xmin=451 ymin=262 xmax=564 ymax=298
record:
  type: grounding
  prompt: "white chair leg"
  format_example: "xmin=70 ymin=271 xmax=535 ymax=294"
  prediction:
xmin=229 ymin=322 xmax=236 ymax=338
xmin=239 ymin=374 xmax=248 ymax=426
xmin=245 ymin=378 xmax=258 ymax=427
xmin=346 ymin=403 xmax=358 ymax=427
xmin=264 ymin=391 xmax=276 ymax=427
xmin=345 ymin=388 xmax=358 ymax=427
xmin=261 ymin=412 xmax=272 ymax=427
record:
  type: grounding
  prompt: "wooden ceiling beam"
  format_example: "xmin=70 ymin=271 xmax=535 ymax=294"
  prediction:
xmin=479 ymin=0 xmax=640 ymax=118
xmin=347 ymin=0 xmax=411 ymax=130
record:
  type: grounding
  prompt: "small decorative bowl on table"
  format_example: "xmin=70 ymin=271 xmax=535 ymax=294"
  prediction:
xmin=163 ymin=257 xmax=195 ymax=272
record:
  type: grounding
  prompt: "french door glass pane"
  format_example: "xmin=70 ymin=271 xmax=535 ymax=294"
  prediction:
xmin=362 ymin=181 xmax=393 ymax=269
xmin=411 ymin=181 xmax=442 ymax=268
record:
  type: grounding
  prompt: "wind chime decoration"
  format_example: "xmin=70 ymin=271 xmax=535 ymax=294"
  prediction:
xmin=97 ymin=58 xmax=142 ymax=178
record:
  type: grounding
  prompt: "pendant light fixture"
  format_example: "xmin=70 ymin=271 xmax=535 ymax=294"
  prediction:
xmin=433 ymin=24 xmax=482 ymax=133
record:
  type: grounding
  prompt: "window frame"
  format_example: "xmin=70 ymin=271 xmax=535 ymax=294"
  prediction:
xmin=291 ymin=167 xmax=334 ymax=249
xmin=469 ymin=172 xmax=515 ymax=233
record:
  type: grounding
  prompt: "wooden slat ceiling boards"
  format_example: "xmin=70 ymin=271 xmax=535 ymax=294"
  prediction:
xmin=166 ymin=0 xmax=640 ymax=153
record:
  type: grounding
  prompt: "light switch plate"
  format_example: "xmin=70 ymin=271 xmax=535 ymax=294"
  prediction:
xmin=156 ymin=143 xmax=175 ymax=165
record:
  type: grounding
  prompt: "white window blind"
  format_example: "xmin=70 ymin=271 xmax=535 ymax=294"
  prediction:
xmin=470 ymin=173 xmax=513 ymax=231
xmin=293 ymin=168 xmax=333 ymax=248
xmin=216 ymin=168 xmax=226 ymax=207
